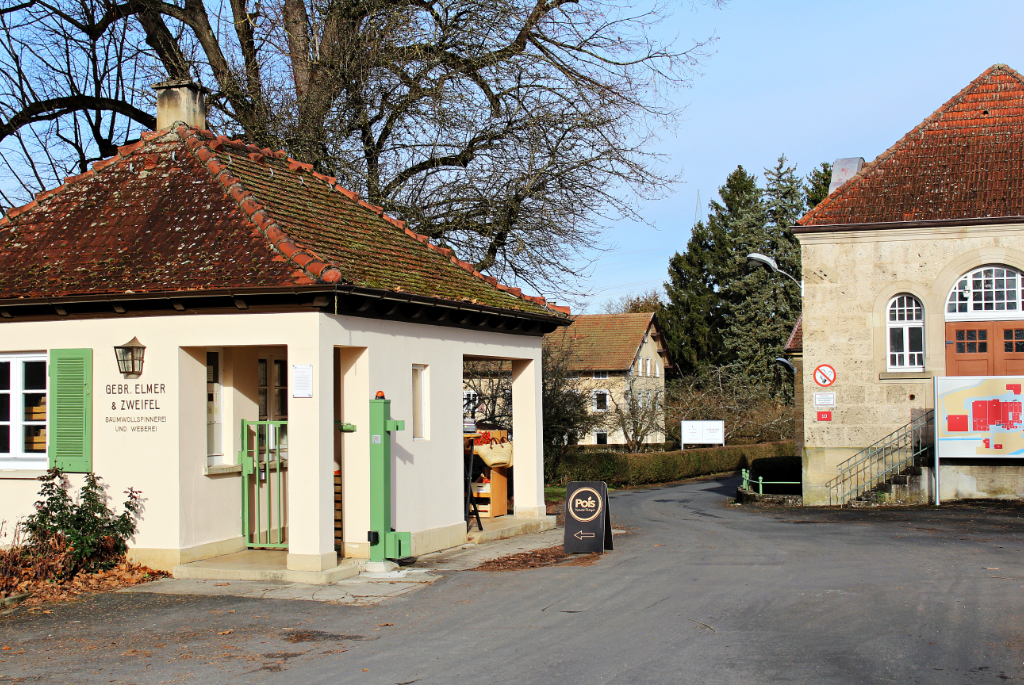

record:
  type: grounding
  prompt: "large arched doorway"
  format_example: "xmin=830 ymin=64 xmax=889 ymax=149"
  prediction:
xmin=944 ymin=265 xmax=1024 ymax=375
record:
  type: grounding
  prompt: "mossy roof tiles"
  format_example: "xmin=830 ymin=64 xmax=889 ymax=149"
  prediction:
xmin=544 ymin=313 xmax=657 ymax=371
xmin=0 ymin=125 xmax=556 ymax=317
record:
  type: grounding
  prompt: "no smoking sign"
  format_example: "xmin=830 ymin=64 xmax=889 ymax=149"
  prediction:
xmin=813 ymin=364 xmax=837 ymax=387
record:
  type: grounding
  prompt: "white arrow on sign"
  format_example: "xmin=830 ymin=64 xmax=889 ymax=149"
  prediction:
xmin=574 ymin=531 xmax=595 ymax=540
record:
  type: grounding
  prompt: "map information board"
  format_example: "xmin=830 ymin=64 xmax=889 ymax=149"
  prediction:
xmin=935 ymin=376 xmax=1024 ymax=459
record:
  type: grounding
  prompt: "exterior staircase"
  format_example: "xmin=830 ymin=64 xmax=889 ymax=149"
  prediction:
xmin=826 ymin=410 xmax=934 ymax=506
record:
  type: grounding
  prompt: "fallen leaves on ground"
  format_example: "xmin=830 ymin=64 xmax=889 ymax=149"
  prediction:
xmin=2 ymin=559 xmax=168 ymax=611
xmin=473 ymin=545 xmax=599 ymax=572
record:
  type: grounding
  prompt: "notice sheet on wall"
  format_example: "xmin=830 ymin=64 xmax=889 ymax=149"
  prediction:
xmin=292 ymin=364 xmax=313 ymax=398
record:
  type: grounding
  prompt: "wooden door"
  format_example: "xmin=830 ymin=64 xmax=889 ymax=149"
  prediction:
xmin=994 ymin=322 xmax=1024 ymax=375
xmin=945 ymin=322 xmax=994 ymax=376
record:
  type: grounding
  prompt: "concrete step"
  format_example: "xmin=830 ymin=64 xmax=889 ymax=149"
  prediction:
xmin=174 ymin=550 xmax=363 ymax=585
xmin=467 ymin=515 xmax=557 ymax=544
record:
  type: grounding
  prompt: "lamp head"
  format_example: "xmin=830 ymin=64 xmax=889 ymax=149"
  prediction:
xmin=774 ymin=357 xmax=796 ymax=374
xmin=114 ymin=337 xmax=146 ymax=379
xmin=746 ymin=252 xmax=779 ymax=273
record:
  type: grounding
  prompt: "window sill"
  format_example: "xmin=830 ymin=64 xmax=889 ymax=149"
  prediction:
xmin=204 ymin=464 xmax=242 ymax=476
xmin=0 ymin=469 xmax=48 ymax=480
xmin=878 ymin=371 xmax=933 ymax=380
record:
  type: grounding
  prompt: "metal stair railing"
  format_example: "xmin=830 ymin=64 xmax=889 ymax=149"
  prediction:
xmin=826 ymin=410 xmax=934 ymax=506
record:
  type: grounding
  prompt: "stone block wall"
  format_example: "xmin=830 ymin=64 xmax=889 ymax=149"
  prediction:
xmin=797 ymin=223 xmax=1024 ymax=504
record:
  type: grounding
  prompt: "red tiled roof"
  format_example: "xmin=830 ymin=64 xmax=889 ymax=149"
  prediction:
xmin=785 ymin=316 xmax=802 ymax=354
xmin=798 ymin=64 xmax=1024 ymax=229
xmin=0 ymin=125 xmax=556 ymax=316
xmin=544 ymin=313 xmax=658 ymax=371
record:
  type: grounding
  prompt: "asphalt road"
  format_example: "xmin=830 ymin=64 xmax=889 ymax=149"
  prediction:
xmin=4 ymin=474 xmax=1024 ymax=684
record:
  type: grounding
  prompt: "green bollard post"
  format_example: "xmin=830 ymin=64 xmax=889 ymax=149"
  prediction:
xmin=368 ymin=392 xmax=412 ymax=563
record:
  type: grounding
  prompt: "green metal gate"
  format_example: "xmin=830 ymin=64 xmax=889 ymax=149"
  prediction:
xmin=240 ymin=419 xmax=288 ymax=548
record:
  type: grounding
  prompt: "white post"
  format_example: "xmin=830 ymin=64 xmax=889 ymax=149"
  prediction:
xmin=511 ymin=357 xmax=545 ymax=518
xmin=285 ymin=328 xmax=338 ymax=572
xmin=933 ymin=377 xmax=941 ymax=506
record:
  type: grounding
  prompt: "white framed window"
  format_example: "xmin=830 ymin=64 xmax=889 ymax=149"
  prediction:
xmin=654 ymin=359 xmax=660 ymax=378
xmin=0 ymin=354 xmax=48 ymax=471
xmin=946 ymin=265 xmax=1024 ymax=321
xmin=412 ymin=364 xmax=429 ymax=439
xmin=207 ymin=350 xmax=224 ymax=463
xmin=594 ymin=371 xmax=609 ymax=380
xmin=595 ymin=431 xmax=608 ymax=445
xmin=646 ymin=358 xmax=651 ymax=377
xmin=593 ymin=390 xmax=609 ymax=412
xmin=887 ymin=295 xmax=925 ymax=370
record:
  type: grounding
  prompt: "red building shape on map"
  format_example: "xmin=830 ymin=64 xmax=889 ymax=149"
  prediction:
xmin=947 ymin=414 xmax=969 ymax=432
xmin=971 ymin=399 xmax=1023 ymax=431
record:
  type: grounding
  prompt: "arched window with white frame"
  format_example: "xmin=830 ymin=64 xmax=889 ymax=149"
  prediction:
xmin=887 ymin=294 xmax=925 ymax=370
xmin=946 ymin=265 xmax=1024 ymax=320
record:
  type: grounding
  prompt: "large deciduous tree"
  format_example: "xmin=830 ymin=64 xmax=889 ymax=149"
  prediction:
xmin=0 ymin=0 xmax=721 ymax=294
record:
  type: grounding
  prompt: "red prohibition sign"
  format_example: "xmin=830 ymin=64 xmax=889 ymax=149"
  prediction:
xmin=813 ymin=364 xmax=837 ymax=387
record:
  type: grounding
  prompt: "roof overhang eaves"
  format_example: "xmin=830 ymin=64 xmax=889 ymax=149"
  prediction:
xmin=792 ymin=215 xmax=1024 ymax=235
xmin=0 ymin=283 xmax=569 ymax=329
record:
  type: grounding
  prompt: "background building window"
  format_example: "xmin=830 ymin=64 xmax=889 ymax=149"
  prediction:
xmin=594 ymin=371 xmax=609 ymax=379
xmin=462 ymin=390 xmax=479 ymax=418
xmin=887 ymin=294 xmax=925 ymax=370
xmin=593 ymin=390 xmax=609 ymax=411
xmin=595 ymin=431 xmax=608 ymax=445
xmin=947 ymin=265 xmax=1024 ymax=320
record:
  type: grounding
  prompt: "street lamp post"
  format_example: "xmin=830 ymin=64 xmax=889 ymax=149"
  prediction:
xmin=745 ymin=253 xmax=802 ymax=376
xmin=746 ymin=252 xmax=804 ymax=297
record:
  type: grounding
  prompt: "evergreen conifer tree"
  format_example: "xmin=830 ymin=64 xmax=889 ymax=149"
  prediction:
xmin=721 ymin=156 xmax=803 ymax=396
xmin=663 ymin=166 xmax=762 ymax=373
xmin=804 ymin=161 xmax=833 ymax=209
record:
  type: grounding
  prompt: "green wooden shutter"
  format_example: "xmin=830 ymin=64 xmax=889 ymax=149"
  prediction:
xmin=48 ymin=348 xmax=92 ymax=472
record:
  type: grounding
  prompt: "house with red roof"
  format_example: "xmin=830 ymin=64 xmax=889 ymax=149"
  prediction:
xmin=794 ymin=64 xmax=1024 ymax=505
xmin=0 ymin=82 xmax=566 ymax=578
xmin=544 ymin=312 xmax=671 ymax=448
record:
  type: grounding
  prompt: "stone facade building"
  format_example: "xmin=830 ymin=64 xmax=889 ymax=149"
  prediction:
xmin=545 ymin=313 xmax=672 ymax=448
xmin=795 ymin=64 xmax=1024 ymax=505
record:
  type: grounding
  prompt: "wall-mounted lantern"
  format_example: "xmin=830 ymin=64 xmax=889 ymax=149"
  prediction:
xmin=114 ymin=337 xmax=146 ymax=378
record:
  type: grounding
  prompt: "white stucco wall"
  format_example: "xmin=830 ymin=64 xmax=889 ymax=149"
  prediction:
xmin=0 ymin=309 xmax=545 ymax=568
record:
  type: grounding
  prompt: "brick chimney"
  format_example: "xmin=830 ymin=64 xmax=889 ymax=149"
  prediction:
xmin=152 ymin=79 xmax=209 ymax=130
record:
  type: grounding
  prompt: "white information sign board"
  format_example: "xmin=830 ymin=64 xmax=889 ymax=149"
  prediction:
xmin=292 ymin=364 xmax=314 ymax=398
xmin=681 ymin=420 xmax=725 ymax=446
xmin=813 ymin=392 xmax=836 ymax=408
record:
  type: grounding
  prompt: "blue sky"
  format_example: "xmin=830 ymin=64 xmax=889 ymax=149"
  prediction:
xmin=574 ymin=0 xmax=1024 ymax=313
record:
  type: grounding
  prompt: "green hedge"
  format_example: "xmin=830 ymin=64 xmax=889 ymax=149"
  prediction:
xmin=550 ymin=441 xmax=796 ymax=487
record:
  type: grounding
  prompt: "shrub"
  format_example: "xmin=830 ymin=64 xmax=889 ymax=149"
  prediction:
xmin=20 ymin=468 xmax=142 ymax=578
xmin=550 ymin=441 xmax=795 ymax=487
